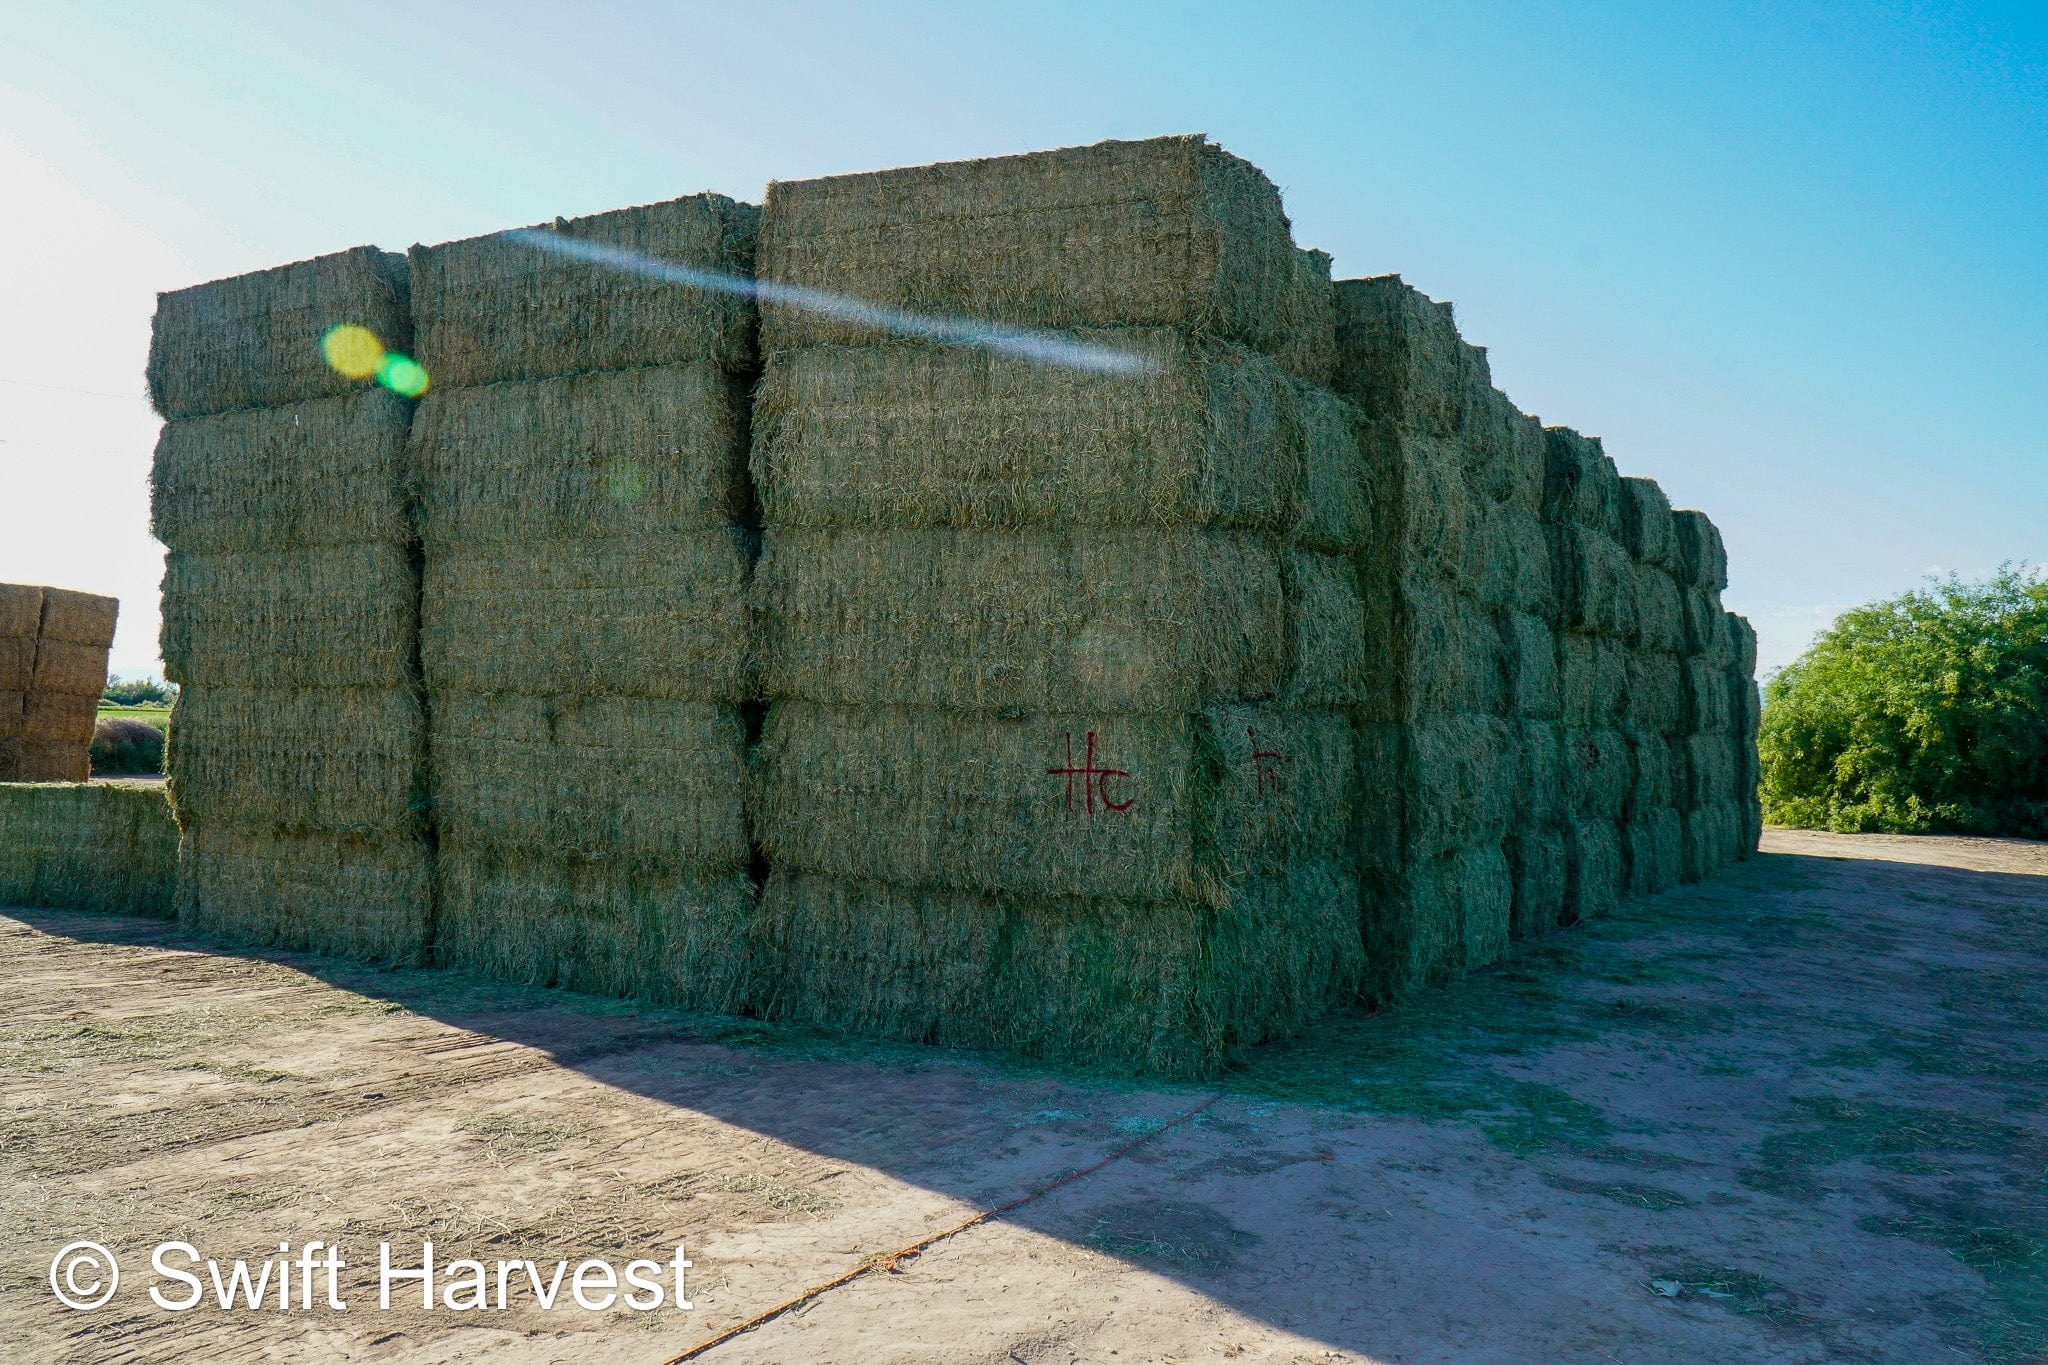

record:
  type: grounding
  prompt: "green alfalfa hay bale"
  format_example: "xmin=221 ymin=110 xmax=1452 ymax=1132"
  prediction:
xmin=1672 ymin=509 xmax=1729 ymax=591
xmin=1353 ymin=720 xmax=1409 ymax=882
xmin=1456 ymin=841 xmax=1514 ymax=971
xmin=1281 ymin=549 xmax=1367 ymax=706
xmin=1626 ymin=650 xmax=1688 ymax=737
xmin=1633 ymin=564 xmax=1685 ymax=654
xmin=754 ymin=527 xmax=1281 ymax=711
xmin=1557 ymin=632 xmax=1628 ymax=726
xmin=760 ymin=136 xmax=1331 ymax=383
xmin=1293 ymin=381 xmax=1371 ymax=554
xmin=147 ymin=246 xmax=410 ymax=420
xmin=753 ymin=702 xmax=1352 ymax=903
xmin=432 ymin=694 xmax=745 ymax=866
xmin=422 ymin=531 xmax=750 ymax=702
xmin=1626 ymin=725 xmax=1676 ymax=812
xmin=1507 ymin=826 xmax=1568 ymax=940
xmin=1329 ymin=274 xmax=1466 ymax=434
xmin=174 ymin=821 xmax=430 ymax=965
xmin=159 ymin=545 xmax=417 ymax=690
xmin=1513 ymin=719 xmax=1569 ymax=827
xmin=1501 ymin=611 xmax=1560 ymax=720
xmin=1625 ymin=807 xmax=1685 ymax=895
xmin=1408 ymin=714 xmax=1516 ymax=858
xmin=3 ymin=740 xmax=90 ymax=784
xmin=0 ymin=781 xmax=177 ymax=917
xmin=1361 ymin=841 xmax=1511 ymax=1002
xmin=410 ymin=193 xmax=759 ymax=387
xmin=1680 ymin=801 xmax=1744 ymax=882
xmin=166 ymin=685 xmax=425 ymax=837
xmin=1684 ymin=658 xmax=1734 ymax=734
xmin=28 ymin=640 xmax=112 ymax=699
xmin=1541 ymin=427 xmax=1624 ymax=538
xmin=412 ymin=363 xmax=750 ymax=548
xmin=1550 ymin=523 xmax=1638 ymax=640
xmin=37 ymin=588 xmax=120 ymax=648
xmin=1469 ymin=505 xmax=1555 ymax=618
xmin=21 ymin=693 xmax=98 ymax=744
xmin=1561 ymin=816 xmax=1624 ymax=924
xmin=1564 ymin=727 xmax=1632 ymax=819
xmin=753 ymin=861 xmax=1361 ymax=1077
xmin=1618 ymin=476 xmax=1679 ymax=570
xmin=150 ymin=389 xmax=413 ymax=555
xmin=1359 ymin=577 xmax=1503 ymax=721
xmin=1355 ymin=423 xmax=1470 ymax=582
xmin=1680 ymin=586 xmax=1732 ymax=661
xmin=1728 ymin=611 xmax=1759 ymax=677
xmin=434 ymin=849 xmax=754 ymax=1013
xmin=1679 ymin=732 xmax=1739 ymax=813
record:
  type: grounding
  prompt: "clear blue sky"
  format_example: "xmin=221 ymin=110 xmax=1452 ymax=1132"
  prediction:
xmin=2 ymin=1 xmax=2042 ymax=678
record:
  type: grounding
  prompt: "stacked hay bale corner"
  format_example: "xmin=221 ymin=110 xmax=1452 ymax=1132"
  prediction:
xmin=407 ymin=195 xmax=761 ymax=1007
xmin=748 ymin=136 xmax=1364 ymax=1074
xmin=0 ymin=783 xmax=179 ymax=917
xmin=148 ymin=248 xmax=432 ymax=962
xmin=0 ymin=583 xmax=118 ymax=782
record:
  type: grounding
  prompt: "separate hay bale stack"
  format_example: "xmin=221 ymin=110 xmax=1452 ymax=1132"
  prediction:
xmin=407 ymin=194 xmax=761 ymax=1008
xmin=0 ymin=782 xmax=178 ymax=917
xmin=751 ymin=138 xmax=1358 ymax=1074
xmin=149 ymin=248 xmax=430 ymax=965
xmin=0 ymin=584 xmax=118 ymax=783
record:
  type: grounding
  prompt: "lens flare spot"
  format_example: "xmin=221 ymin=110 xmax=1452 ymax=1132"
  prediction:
xmin=322 ymin=324 xmax=386 ymax=380
xmin=606 ymin=458 xmax=649 ymax=503
xmin=377 ymin=353 xmax=431 ymax=398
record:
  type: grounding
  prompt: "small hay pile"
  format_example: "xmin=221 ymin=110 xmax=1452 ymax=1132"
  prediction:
xmin=0 ymin=583 xmax=118 ymax=783
xmin=0 ymin=781 xmax=178 ymax=918
xmin=750 ymin=137 xmax=1359 ymax=1074
xmin=408 ymin=194 xmax=761 ymax=1010
xmin=149 ymin=248 xmax=431 ymax=964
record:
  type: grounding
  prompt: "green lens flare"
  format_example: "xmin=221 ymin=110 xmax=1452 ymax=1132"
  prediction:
xmin=376 ymin=353 xmax=431 ymax=398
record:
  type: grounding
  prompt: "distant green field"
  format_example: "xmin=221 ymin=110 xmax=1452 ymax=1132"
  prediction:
xmin=98 ymin=705 xmax=172 ymax=731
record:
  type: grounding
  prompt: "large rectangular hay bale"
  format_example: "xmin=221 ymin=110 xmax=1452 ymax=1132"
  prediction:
xmin=1627 ymin=726 xmax=1676 ymax=812
xmin=1681 ymin=586 xmax=1732 ymax=660
xmin=167 ymin=686 xmax=424 ymax=837
xmin=174 ymin=822 xmax=430 ymax=964
xmin=412 ymin=363 xmax=750 ymax=546
xmin=1680 ymin=733 xmax=1739 ymax=812
xmin=1281 ymin=550 xmax=1367 ymax=705
xmin=1542 ymin=427 xmax=1624 ymax=537
xmin=1673 ymin=509 xmax=1729 ymax=591
xmin=758 ymin=136 xmax=1330 ymax=382
xmin=38 ymin=588 xmax=120 ymax=648
xmin=27 ymin=639 xmax=113 ymax=699
xmin=1329 ymin=275 xmax=1465 ymax=433
xmin=148 ymin=247 xmax=410 ymax=419
xmin=1409 ymin=715 xmax=1515 ymax=858
xmin=1551 ymin=524 xmax=1637 ymax=639
xmin=1363 ymin=842 xmax=1511 ymax=998
xmin=753 ymin=330 xmax=1323 ymax=535
xmin=1508 ymin=826 xmax=1568 ymax=939
xmin=1619 ymin=476 xmax=1678 ymax=570
xmin=434 ymin=850 xmax=753 ymax=1012
xmin=1513 ymin=719 xmax=1568 ymax=826
xmin=410 ymin=193 xmax=759 ymax=386
xmin=0 ymin=782 xmax=178 ymax=917
xmin=1681 ymin=801 xmax=1744 ymax=881
xmin=432 ymin=694 xmax=745 ymax=866
xmin=150 ymin=389 xmax=413 ymax=554
xmin=0 ymin=583 xmax=43 ymax=639
xmin=1372 ymin=582 xmax=1504 ymax=719
xmin=1357 ymin=424 xmax=1469 ymax=581
xmin=1625 ymin=807 xmax=1684 ymax=896
xmin=1562 ymin=817 xmax=1624 ymax=923
xmin=422 ymin=533 xmax=749 ymax=701
xmin=755 ymin=703 xmax=1352 ymax=901
xmin=1501 ymin=611 xmax=1560 ymax=719
xmin=1685 ymin=658 xmax=1734 ymax=734
xmin=1558 ymin=633 xmax=1628 ymax=725
xmin=1633 ymin=565 xmax=1685 ymax=654
xmin=4 ymin=740 xmax=91 ymax=784
xmin=21 ymin=693 xmax=99 ymax=744
xmin=754 ymin=861 xmax=1361 ymax=1076
xmin=1564 ymin=727 xmax=1632 ymax=819
xmin=755 ymin=528 xmax=1282 ymax=711
xmin=1626 ymin=651 xmax=1688 ymax=737
xmin=160 ymin=546 xmax=417 ymax=690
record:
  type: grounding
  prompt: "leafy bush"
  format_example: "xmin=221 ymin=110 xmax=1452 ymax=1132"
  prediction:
xmin=1759 ymin=567 xmax=2048 ymax=838
xmin=103 ymin=676 xmax=177 ymax=706
xmin=90 ymin=718 xmax=166 ymax=776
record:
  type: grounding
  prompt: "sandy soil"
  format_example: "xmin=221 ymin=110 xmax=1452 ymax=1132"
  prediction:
xmin=2 ymin=830 xmax=2043 ymax=1363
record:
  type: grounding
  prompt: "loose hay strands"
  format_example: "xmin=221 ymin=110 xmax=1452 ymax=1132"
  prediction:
xmin=754 ymin=527 xmax=1284 ymax=711
xmin=422 ymin=533 xmax=750 ymax=701
xmin=432 ymin=694 xmax=746 ymax=866
xmin=435 ymin=851 xmax=754 ymax=1012
xmin=147 ymin=246 xmax=410 ymax=419
xmin=166 ymin=686 xmax=426 ymax=837
xmin=751 ymin=861 xmax=1361 ymax=1077
xmin=174 ymin=821 xmax=431 ymax=965
xmin=758 ymin=136 xmax=1332 ymax=382
xmin=410 ymin=193 xmax=759 ymax=386
xmin=753 ymin=703 xmax=1353 ymax=903
xmin=0 ymin=782 xmax=178 ymax=917
xmin=150 ymin=389 xmax=414 ymax=554
xmin=412 ymin=363 xmax=750 ymax=546
xmin=751 ymin=330 xmax=1312 ymax=534
xmin=159 ymin=546 xmax=418 ymax=690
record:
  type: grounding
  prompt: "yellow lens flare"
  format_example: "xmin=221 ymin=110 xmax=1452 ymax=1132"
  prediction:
xmin=322 ymin=323 xmax=431 ymax=397
xmin=321 ymin=323 xmax=386 ymax=380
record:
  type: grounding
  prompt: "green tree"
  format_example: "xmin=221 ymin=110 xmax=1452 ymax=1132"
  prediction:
xmin=1759 ymin=567 xmax=2048 ymax=838
xmin=102 ymin=675 xmax=177 ymax=706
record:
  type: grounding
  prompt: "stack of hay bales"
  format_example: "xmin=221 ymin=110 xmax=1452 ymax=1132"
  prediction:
xmin=0 ymin=783 xmax=178 ymax=917
xmin=406 ymin=194 xmax=760 ymax=1008
xmin=1671 ymin=511 xmax=1760 ymax=875
xmin=1330 ymin=277 xmax=1558 ymax=1000
xmin=0 ymin=584 xmax=117 ymax=782
xmin=148 ymin=248 xmax=432 ymax=963
xmin=749 ymin=136 xmax=1362 ymax=1073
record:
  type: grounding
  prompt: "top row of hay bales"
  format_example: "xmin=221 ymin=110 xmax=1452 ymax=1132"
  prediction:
xmin=0 ymin=582 xmax=118 ymax=783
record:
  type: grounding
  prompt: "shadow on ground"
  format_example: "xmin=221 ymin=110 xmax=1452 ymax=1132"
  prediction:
xmin=5 ymin=838 xmax=2046 ymax=1362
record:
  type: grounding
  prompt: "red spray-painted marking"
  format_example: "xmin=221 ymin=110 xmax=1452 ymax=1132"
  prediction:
xmin=1047 ymin=730 xmax=1135 ymax=815
xmin=1248 ymin=725 xmax=1285 ymax=800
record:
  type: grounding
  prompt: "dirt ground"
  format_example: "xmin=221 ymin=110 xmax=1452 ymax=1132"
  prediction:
xmin=2 ymin=830 xmax=2043 ymax=1363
